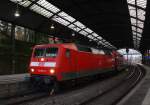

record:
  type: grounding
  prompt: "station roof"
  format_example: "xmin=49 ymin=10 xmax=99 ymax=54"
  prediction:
xmin=0 ymin=0 xmax=149 ymax=52
xmin=48 ymin=0 xmax=133 ymax=49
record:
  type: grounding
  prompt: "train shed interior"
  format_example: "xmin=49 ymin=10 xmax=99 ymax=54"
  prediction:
xmin=1 ymin=0 xmax=150 ymax=105
xmin=0 ymin=0 xmax=150 ymax=74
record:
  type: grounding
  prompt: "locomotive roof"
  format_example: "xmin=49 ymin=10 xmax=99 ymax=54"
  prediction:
xmin=33 ymin=43 xmax=113 ymax=52
xmin=34 ymin=43 xmax=78 ymax=50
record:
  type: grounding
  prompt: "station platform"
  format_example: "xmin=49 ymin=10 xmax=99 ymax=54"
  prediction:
xmin=0 ymin=73 xmax=30 ymax=98
xmin=0 ymin=73 xmax=30 ymax=84
xmin=119 ymin=65 xmax=150 ymax=105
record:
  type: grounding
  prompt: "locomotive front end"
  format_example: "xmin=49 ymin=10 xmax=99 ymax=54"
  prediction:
xmin=29 ymin=46 xmax=59 ymax=84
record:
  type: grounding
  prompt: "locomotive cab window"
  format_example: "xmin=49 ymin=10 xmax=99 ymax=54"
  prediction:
xmin=45 ymin=47 xmax=58 ymax=57
xmin=34 ymin=48 xmax=45 ymax=57
xmin=34 ymin=47 xmax=58 ymax=58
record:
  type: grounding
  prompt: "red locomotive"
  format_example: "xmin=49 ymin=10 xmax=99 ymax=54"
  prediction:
xmin=29 ymin=43 xmax=124 ymax=89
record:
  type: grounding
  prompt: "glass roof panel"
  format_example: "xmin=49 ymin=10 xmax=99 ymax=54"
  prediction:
xmin=102 ymin=39 xmax=106 ymax=42
xmin=130 ymin=18 xmax=136 ymax=25
xmin=93 ymin=38 xmax=98 ymax=41
xmin=67 ymin=24 xmax=81 ymax=32
xmin=137 ymin=0 xmax=147 ymax=8
xmin=79 ymin=30 xmax=88 ymax=36
xmin=58 ymin=12 xmax=76 ymax=22
xmin=129 ymin=11 xmax=145 ymax=23
xmin=129 ymin=6 xmax=145 ymax=21
xmin=133 ymin=31 xmax=136 ymax=35
xmin=74 ymin=21 xmax=86 ymax=29
xmin=137 ymin=28 xmax=143 ymax=33
xmin=97 ymin=36 xmax=102 ymax=40
xmin=137 ymin=34 xmax=142 ymax=38
xmin=138 ymin=9 xmax=145 ymax=20
xmin=133 ymin=37 xmax=141 ymax=41
xmin=30 ymin=4 xmax=53 ymax=18
xmin=10 ymin=0 xmax=31 ymax=7
xmin=104 ymin=41 xmax=108 ymax=44
xmin=101 ymin=42 xmax=106 ymax=46
xmin=67 ymin=24 xmax=75 ymax=30
xmin=52 ymin=16 xmax=70 ymax=26
xmin=127 ymin=0 xmax=147 ymax=49
xmin=133 ymin=32 xmax=142 ymax=37
xmin=88 ymin=35 xmax=94 ymax=39
xmin=37 ymin=0 xmax=60 ymax=13
xmin=137 ymin=20 xmax=144 ymax=28
xmin=127 ymin=0 xmax=135 ymax=5
xmin=73 ymin=27 xmax=81 ymax=32
xmin=92 ymin=33 xmax=99 ymax=37
xmin=137 ymin=37 xmax=141 ymax=40
xmin=132 ymin=26 xmax=136 ymax=31
xmin=137 ymin=34 xmax=142 ymax=37
xmin=138 ymin=23 xmax=144 ymax=29
xmin=132 ymin=27 xmax=143 ymax=33
xmin=133 ymin=35 xmax=136 ymax=38
xmin=20 ymin=0 xmax=31 ymax=7
xmin=128 ymin=5 xmax=135 ymax=10
xmin=98 ymin=41 xmax=103 ymax=43
xmin=132 ymin=31 xmax=138 ymax=34
xmin=129 ymin=6 xmax=136 ymax=17
xmin=84 ymin=28 xmax=93 ymax=33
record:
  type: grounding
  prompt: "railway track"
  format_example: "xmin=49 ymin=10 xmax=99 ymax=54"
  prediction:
xmin=79 ymin=65 xmax=145 ymax=105
xmin=0 ymin=65 xmax=145 ymax=105
xmin=0 ymin=86 xmax=51 ymax=105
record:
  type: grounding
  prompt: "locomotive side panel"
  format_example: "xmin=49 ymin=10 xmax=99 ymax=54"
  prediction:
xmin=76 ymin=51 xmax=109 ymax=77
xmin=58 ymin=48 xmax=78 ymax=81
xmin=104 ymin=55 xmax=115 ymax=70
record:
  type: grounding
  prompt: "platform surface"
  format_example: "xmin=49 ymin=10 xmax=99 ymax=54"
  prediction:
xmin=0 ymin=73 xmax=29 ymax=84
xmin=121 ymin=64 xmax=150 ymax=105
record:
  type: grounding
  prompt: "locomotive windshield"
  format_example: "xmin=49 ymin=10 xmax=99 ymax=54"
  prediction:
xmin=45 ymin=48 xmax=58 ymax=57
xmin=34 ymin=48 xmax=45 ymax=57
xmin=34 ymin=47 xmax=58 ymax=58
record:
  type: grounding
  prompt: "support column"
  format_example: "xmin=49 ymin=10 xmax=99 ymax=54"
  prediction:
xmin=11 ymin=24 xmax=15 ymax=74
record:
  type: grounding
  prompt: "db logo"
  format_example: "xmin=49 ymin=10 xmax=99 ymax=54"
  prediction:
xmin=39 ymin=62 xmax=45 ymax=66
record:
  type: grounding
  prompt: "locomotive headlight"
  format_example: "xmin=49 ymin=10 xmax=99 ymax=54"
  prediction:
xmin=31 ymin=68 xmax=35 ymax=72
xmin=49 ymin=68 xmax=55 ymax=74
xmin=40 ymin=58 xmax=44 ymax=61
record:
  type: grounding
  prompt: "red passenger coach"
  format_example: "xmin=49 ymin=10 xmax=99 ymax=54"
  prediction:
xmin=29 ymin=43 xmax=119 ymax=85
